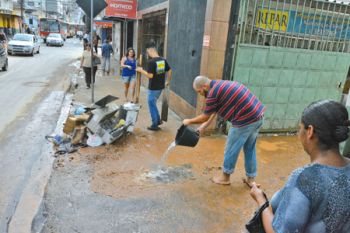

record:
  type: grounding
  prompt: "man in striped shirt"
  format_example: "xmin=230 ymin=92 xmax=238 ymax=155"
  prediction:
xmin=183 ymin=76 xmax=265 ymax=185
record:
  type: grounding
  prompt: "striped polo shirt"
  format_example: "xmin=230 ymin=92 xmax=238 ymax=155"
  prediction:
xmin=204 ymin=80 xmax=265 ymax=127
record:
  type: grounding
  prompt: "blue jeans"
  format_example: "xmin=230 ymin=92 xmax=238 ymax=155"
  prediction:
xmin=148 ymin=89 xmax=162 ymax=127
xmin=223 ymin=118 xmax=263 ymax=177
xmin=101 ymin=56 xmax=110 ymax=72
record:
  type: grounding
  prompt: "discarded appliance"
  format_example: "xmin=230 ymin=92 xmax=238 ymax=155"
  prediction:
xmin=59 ymin=95 xmax=141 ymax=149
xmin=86 ymin=102 xmax=141 ymax=144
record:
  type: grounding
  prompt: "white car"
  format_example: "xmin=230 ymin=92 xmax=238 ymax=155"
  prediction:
xmin=46 ymin=33 xmax=64 ymax=47
xmin=8 ymin=33 xmax=40 ymax=56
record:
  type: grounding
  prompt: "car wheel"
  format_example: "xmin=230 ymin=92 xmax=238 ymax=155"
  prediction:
xmin=31 ymin=49 xmax=34 ymax=56
xmin=2 ymin=59 xmax=8 ymax=71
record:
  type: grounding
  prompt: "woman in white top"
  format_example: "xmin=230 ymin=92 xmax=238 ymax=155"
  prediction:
xmin=80 ymin=44 xmax=98 ymax=89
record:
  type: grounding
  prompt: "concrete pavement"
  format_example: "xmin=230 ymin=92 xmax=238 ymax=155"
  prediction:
xmin=40 ymin=59 xmax=308 ymax=233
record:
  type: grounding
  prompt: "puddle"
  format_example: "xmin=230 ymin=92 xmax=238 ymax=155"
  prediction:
xmin=142 ymin=164 xmax=194 ymax=183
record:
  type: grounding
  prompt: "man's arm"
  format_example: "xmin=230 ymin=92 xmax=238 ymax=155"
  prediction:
xmin=197 ymin=113 xmax=216 ymax=134
xmin=183 ymin=113 xmax=212 ymax=126
xmin=165 ymin=69 xmax=172 ymax=87
xmin=136 ymin=67 xmax=153 ymax=79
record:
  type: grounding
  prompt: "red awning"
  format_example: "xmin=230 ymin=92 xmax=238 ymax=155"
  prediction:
xmin=94 ymin=21 xmax=113 ymax=28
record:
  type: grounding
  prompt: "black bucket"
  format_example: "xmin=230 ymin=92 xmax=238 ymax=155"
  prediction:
xmin=175 ymin=125 xmax=200 ymax=147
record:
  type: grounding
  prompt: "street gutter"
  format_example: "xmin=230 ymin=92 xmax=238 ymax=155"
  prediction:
xmin=7 ymin=87 xmax=73 ymax=233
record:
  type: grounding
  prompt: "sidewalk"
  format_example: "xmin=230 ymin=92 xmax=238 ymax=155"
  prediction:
xmin=41 ymin=59 xmax=308 ymax=233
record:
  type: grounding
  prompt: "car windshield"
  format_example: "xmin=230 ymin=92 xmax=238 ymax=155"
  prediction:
xmin=49 ymin=34 xmax=61 ymax=38
xmin=13 ymin=34 xmax=32 ymax=41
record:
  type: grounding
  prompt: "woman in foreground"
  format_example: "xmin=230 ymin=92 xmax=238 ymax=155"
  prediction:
xmin=250 ymin=100 xmax=350 ymax=233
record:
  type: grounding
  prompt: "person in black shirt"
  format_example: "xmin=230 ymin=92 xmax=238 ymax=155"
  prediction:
xmin=136 ymin=44 xmax=172 ymax=131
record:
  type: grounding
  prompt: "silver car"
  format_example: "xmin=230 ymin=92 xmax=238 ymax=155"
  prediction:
xmin=46 ymin=33 xmax=64 ymax=47
xmin=8 ymin=33 xmax=40 ymax=56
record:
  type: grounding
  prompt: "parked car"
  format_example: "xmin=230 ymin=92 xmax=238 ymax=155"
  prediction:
xmin=8 ymin=33 xmax=40 ymax=56
xmin=0 ymin=39 xmax=8 ymax=71
xmin=34 ymin=36 xmax=41 ymax=53
xmin=46 ymin=33 xmax=64 ymax=47
xmin=0 ymin=32 xmax=8 ymax=50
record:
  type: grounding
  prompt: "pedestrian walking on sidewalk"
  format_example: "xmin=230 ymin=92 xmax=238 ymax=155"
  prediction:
xmin=121 ymin=48 xmax=136 ymax=102
xmin=93 ymin=32 xmax=100 ymax=54
xmin=136 ymin=43 xmax=172 ymax=131
xmin=183 ymin=76 xmax=265 ymax=185
xmin=249 ymin=100 xmax=350 ymax=233
xmin=101 ymin=39 xmax=113 ymax=75
xmin=80 ymin=44 xmax=98 ymax=89
xmin=83 ymin=31 xmax=89 ymax=50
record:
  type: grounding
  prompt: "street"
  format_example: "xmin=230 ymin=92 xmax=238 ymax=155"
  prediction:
xmin=0 ymin=38 xmax=81 ymax=232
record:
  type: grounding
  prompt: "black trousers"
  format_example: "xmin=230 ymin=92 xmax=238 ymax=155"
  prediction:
xmin=94 ymin=45 xmax=98 ymax=53
xmin=83 ymin=66 xmax=97 ymax=87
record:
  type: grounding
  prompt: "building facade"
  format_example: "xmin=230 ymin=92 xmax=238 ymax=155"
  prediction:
xmin=132 ymin=0 xmax=350 ymax=133
xmin=0 ymin=0 xmax=21 ymax=37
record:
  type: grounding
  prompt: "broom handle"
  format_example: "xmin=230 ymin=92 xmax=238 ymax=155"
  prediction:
xmin=135 ymin=55 xmax=142 ymax=103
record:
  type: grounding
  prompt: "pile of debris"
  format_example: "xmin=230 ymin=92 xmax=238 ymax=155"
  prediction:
xmin=46 ymin=95 xmax=141 ymax=155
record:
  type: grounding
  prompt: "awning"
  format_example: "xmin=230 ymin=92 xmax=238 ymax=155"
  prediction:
xmin=94 ymin=20 xmax=113 ymax=28
xmin=76 ymin=0 xmax=108 ymax=18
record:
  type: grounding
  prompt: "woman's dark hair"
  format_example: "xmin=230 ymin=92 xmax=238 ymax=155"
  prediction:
xmin=125 ymin=48 xmax=135 ymax=58
xmin=301 ymin=100 xmax=350 ymax=150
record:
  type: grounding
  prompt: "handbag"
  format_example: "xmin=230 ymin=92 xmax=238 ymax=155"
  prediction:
xmin=245 ymin=192 xmax=269 ymax=233
xmin=93 ymin=56 xmax=101 ymax=66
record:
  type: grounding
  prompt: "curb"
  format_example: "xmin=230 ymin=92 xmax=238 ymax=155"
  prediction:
xmin=8 ymin=93 xmax=73 ymax=233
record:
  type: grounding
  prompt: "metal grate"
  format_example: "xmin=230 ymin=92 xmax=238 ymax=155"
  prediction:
xmin=238 ymin=0 xmax=350 ymax=53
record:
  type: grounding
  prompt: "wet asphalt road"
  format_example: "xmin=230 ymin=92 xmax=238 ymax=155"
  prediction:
xmin=0 ymin=38 xmax=82 ymax=134
xmin=0 ymin=38 xmax=81 ymax=232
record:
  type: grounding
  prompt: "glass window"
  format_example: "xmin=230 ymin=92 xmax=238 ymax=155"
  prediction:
xmin=13 ymin=34 xmax=32 ymax=41
xmin=141 ymin=11 xmax=166 ymax=68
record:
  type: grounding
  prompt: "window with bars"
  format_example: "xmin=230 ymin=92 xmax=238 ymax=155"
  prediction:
xmin=238 ymin=0 xmax=350 ymax=53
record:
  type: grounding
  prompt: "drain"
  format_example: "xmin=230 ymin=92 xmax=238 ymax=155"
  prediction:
xmin=23 ymin=81 xmax=49 ymax=87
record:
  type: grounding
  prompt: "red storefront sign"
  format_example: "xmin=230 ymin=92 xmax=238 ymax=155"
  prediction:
xmin=105 ymin=0 xmax=137 ymax=19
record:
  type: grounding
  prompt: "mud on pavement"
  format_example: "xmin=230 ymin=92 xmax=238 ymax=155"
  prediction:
xmin=40 ymin=127 xmax=307 ymax=233
xmin=39 ymin=68 xmax=308 ymax=233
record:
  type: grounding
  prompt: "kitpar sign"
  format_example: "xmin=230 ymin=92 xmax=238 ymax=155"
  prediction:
xmin=105 ymin=0 xmax=137 ymax=19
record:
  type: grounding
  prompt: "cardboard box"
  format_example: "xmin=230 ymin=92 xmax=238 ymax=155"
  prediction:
xmin=63 ymin=116 xmax=85 ymax=134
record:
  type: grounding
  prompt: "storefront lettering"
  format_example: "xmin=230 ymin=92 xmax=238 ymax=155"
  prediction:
xmin=110 ymin=4 xmax=133 ymax=10
xmin=255 ymin=9 xmax=289 ymax=32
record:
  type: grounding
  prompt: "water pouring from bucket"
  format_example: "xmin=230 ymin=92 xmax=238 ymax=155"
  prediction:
xmin=160 ymin=125 xmax=200 ymax=164
xmin=144 ymin=125 xmax=200 ymax=183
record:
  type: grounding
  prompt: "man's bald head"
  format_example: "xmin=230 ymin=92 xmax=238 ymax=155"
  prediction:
xmin=193 ymin=76 xmax=210 ymax=89
xmin=193 ymin=76 xmax=211 ymax=98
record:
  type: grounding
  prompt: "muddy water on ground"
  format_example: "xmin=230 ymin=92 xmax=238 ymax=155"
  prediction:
xmin=87 ymin=128 xmax=307 ymax=232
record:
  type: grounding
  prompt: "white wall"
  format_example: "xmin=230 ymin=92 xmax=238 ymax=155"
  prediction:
xmin=112 ymin=22 xmax=121 ymax=61
xmin=133 ymin=20 xmax=138 ymax=56
xmin=0 ymin=0 xmax=14 ymax=10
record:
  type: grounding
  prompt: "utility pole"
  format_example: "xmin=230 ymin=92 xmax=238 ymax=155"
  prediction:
xmin=20 ymin=0 xmax=24 ymax=32
xmin=90 ymin=0 xmax=94 ymax=103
